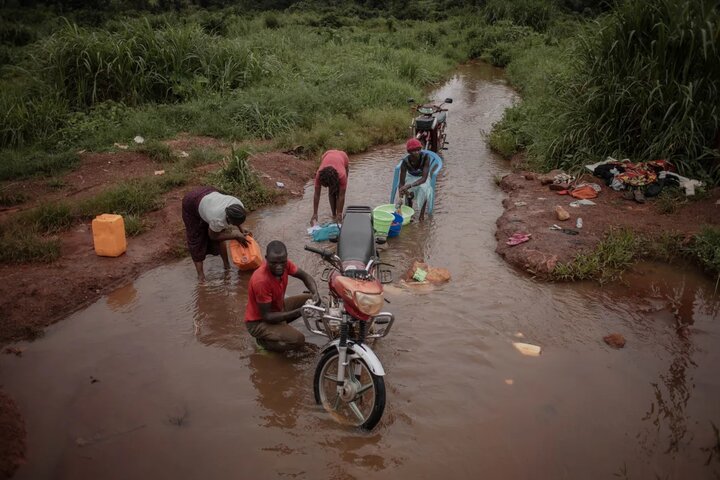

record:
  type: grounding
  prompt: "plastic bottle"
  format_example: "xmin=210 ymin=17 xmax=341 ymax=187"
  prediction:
xmin=576 ymin=217 xmax=583 ymax=229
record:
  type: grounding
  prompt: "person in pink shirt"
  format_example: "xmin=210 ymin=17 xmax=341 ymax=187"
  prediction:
xmin=311 ymin=149 xmax=349 ymax=225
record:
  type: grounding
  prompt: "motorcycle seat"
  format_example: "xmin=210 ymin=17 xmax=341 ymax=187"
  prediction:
xmin=338 ymin=206 xmax=375 ymax=265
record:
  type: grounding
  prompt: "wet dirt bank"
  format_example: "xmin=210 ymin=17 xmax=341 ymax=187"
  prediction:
xmin=496 ymin=171 xmax=720 ymax=276
xmin=0 ymin=63 xmax=718 ymax=479
xmin=0 ymin=150 xmax=315 ymax=345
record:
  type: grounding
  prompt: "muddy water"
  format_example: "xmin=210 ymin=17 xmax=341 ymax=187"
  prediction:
xmin=2 ymin=63 xmax=720 ymax=479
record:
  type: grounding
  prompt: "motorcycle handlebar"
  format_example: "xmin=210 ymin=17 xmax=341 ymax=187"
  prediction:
xmin=304 ymin=245 xmax=330 ymax=257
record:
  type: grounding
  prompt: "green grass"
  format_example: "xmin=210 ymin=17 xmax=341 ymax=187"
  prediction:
xmin=1 ymin=10 xmax=463 ymax=171
xmin=490 ymin=0 xmax=720 ymax=182
xmin=0 ymin=192 xmax=27 ymax=207
xmin=685 ymin=226 xmax=720 ymax=282
xmin=0 ymin=232 xmax=61 ymax=264
xmin=206 ymin=147 xmax=275 ymax=210
xmin=553 ymin=226 xmax=720 ymax=284
xmin=135 ymin=140 xmax=173 ymax=163
xmin=0 ymin=150 xmax=79 ymax=181
xmin=187 ymin=148 xmax=223 ymax=168
xmin=552 ymin=228 xmax=643 ymax=284
xmin=123 ymin=214 xmax=149 ymax=236
xmin=16 ymin=202 xmax=74 ymax=234
xmin=76 ymin=180 xmax=165 ymax=218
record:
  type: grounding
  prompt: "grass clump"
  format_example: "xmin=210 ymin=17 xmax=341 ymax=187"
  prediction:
xmin=0 ymin=231 xmax=60 ymax=264
xmin=77 ymin=180 xmax=164 ymax=218
xmin=207 ymin=147 xmax=274 ymax=211
xmin=123 ymin=214 xmax=149 ymax=236
xmin=552 ymin=228 xmax=644 ymax=284
xmin=0 ymin=192 xmax=27 ymax=207
xmin=187 ymin=148 xmax=223 ymax=168
xmin=135 ymin=140 xmax=173 ymax=163
xmin=0 ymin=150 xmax=79 ymax=181
xmin=16 ymin=202 xmax=74 ymax=234
xmin=685 ymin=227 xmax=720 ymax=281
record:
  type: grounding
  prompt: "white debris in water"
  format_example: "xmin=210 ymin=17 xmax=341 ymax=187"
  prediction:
xmin=513 ymin=342 xmax=542 ymax=356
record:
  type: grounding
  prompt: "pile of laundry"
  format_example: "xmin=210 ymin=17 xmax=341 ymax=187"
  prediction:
xmin=541 ymin=173 xmax=603 ymax=200
xmin=585 ymin=157 xmax=704 ymax=203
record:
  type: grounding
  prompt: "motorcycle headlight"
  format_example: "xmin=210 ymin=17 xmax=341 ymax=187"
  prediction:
xmin=354 ymin=292 xmax=384 ymax=316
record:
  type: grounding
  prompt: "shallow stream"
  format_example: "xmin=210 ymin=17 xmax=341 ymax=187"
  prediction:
xmin=1 ymin=63 xmax=719 ymax=479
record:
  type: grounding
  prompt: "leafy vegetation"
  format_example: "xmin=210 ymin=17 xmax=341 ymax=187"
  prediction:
xmin=206 ymin=147 xmax=275 ymax=211
xmin=553 ymin=227 xmax=720 ymax=284
xmin=491 ymin=0 xmax=720 ymax=183
xmin=552 ymin=228 xmax=644 ymax=284
xmin=686 ymin=227 xmax=720 ymax=282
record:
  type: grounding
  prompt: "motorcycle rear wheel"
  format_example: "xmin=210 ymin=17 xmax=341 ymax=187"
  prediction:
xmin=313 ymin=348 xmax=386 ymax=430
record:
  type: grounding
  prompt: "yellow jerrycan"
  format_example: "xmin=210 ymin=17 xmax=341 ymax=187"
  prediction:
xmin=91 ymin=214 xmax=127 ymax=257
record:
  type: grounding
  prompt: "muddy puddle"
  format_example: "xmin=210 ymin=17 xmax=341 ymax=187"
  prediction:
xmin=1 ymin=63 xmax=719 ymax=479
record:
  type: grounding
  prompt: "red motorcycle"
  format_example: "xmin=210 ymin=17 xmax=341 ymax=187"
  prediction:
xmin=302 ymin=206 xmax=394 ymax=430
xmin=408 ymin=97 xmax=453 ymax=153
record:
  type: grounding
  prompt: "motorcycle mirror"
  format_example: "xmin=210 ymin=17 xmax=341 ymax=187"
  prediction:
xmin=444 ymin=98 xmax=453 ymax=104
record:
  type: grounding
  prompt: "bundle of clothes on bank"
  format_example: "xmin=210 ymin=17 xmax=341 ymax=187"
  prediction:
xmin=585 ymin=157 xmax=704 ymax=203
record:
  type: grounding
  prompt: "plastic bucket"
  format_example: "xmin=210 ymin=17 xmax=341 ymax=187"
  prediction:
xmin=374 ymin=204 xmax=414 ymax=225
xmin=387 ymin=213 xmax=403 ymax=238
xmin=372 ymin=210 xmax=394 ymax=235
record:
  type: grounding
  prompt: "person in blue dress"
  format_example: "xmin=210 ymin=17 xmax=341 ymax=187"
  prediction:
xmin=397 ymin=138 xmax=433 ymax=221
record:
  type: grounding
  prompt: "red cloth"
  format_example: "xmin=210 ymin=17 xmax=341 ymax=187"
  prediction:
xmin=245 ymin=260 xmax=299 ymax=322
xmin=406 ymin=138 xmax=422 ymax=151
xmin=314 ymin=150 xmax=349 ymax=191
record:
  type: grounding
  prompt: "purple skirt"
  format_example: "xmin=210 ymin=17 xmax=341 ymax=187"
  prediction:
xmin=182 ymin=186 xmax=222 ymax=262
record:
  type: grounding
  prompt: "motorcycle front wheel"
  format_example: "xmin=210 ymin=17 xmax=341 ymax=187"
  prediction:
xmin=313 ymin=348 xmax=386 ymax=430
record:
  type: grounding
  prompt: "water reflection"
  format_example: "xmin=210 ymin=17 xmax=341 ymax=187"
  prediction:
xmin=105 ymin=283 xmax=138 ymax=313
xmin=191 ymin=274 xmax=246 ymax=350
xmin=629 ymin=265 xmax=718 ymax=466
xmin=247 ymin=352 xmax=311 ymax=429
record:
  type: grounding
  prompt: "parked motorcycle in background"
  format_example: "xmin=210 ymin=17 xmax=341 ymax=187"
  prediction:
xmin=302 ymin=206 xmax=394 ymax=430
xmin=408 ymin=97 xmax=453 ymax=153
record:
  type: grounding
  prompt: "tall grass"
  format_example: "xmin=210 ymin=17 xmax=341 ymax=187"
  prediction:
xmin=28 ymin=20 xmax=264 ymax=108
xmin=2 ymin=11 xmax=460 ymax=158
xmin=541 ymin=0 xmax=720 ymax=181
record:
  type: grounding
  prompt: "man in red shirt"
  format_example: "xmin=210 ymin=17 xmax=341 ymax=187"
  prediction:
xmin=311 ymin=149 xmax=350 ymax=225
xmin=245 ymin=240 xmax=319 ymax=352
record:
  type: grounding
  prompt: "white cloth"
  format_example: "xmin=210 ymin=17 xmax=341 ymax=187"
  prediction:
xmin=198 ymin=192 xmax=244 ymax=232
xmin=406 ymin=173 xmax=434 ymax=212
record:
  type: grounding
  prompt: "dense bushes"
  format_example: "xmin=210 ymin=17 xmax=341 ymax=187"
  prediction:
xmin=491 ymin=0 xmax=720 ymax=183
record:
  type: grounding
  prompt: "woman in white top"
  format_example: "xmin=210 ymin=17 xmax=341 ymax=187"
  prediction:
xmin=181 ymin=186 xmax=249 ymax=282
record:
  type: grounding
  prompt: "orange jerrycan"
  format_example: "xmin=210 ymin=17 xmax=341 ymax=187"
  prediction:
xmin=91 ymin=214 xmax=127 ymax=257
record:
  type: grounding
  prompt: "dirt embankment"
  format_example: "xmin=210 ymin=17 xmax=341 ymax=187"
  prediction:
xmin=0 ymin=137 xmax=316 ymax=346
xmin=495 ymin=169 xmax=720 ymax=276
